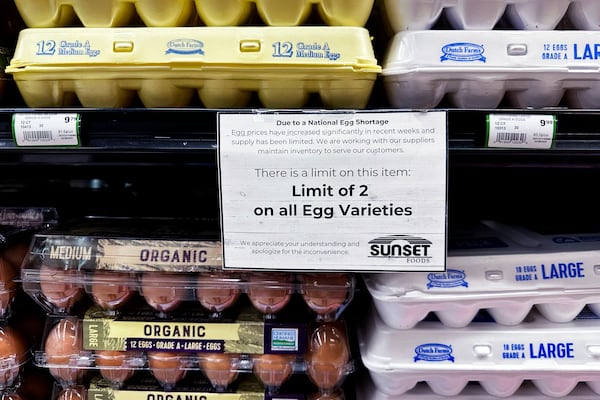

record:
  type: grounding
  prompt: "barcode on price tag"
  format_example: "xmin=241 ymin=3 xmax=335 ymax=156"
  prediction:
xmin=12 ymin=113 xmax=80 ymax=146
xmin=486 ymin=114 xmax=555 ymax=149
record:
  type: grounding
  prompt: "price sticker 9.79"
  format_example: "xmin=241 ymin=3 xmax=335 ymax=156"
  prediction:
xmin=12 ymin=113 xmax=80 ymax=147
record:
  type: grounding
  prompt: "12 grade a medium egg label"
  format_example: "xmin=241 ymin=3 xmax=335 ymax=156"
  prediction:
xmin=218 ymin=111 xmax=447 ymax=272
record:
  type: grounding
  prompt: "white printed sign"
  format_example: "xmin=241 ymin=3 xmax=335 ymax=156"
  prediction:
xmin=218 ymin=111 xmax=447 ymax=272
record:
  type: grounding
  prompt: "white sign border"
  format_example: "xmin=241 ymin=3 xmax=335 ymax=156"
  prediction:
xmin=217 ymin=110 xmax=449 ymax=272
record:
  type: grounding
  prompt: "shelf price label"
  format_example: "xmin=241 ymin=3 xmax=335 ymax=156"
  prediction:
xmin=486 ymin=114 xmax=556 ymax=149
xmin=217 ymin=111 xmax=448 ymax=272
xmin=12 ymin=113 xmax=80 ymax=147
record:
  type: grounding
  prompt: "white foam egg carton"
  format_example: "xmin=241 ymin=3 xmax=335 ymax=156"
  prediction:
xmin=359 ymin=308 xmax=600 ymax=397
xmin=382 ymin=30 xmax=600 ymax=109
xmin=358 ymin=380 xmax=600 ymax=400
xmin=381 ymin=0 xmax=600 ymax=31
xmin=363 ymin=220 xmax=600 ymax=329
xmin=13 ymin=0 xmax=374 ymax=27
xmin=5 ymin=26 xmax=380 ymax=109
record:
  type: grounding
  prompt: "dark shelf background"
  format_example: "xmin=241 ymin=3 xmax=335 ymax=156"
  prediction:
xmin=1 ymin=108 xmax=599 ymax=226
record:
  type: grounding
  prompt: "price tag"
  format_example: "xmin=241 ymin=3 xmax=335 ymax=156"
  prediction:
xmin=218 ymin=111 xmax=448 ymax=272
xmin=12 ymin=113 xmax=80 ymax=146
xmin=487 ymin=114 xmax=555 ymax=149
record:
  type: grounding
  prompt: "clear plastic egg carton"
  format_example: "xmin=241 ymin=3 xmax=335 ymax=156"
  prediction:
xmin=358 ymin=380 xmax=600 ymax=400
xmin=5 ymin=26 xmax=381 ymax=109
xmin=0 ymin=207 xmax=58 ymax=320
xmin=38 ymin=315 xmax=353 ymax=394
xmin=381 ymin=0 xmax=600 ymax=31
xmin=13 ymin=0 xmax=375 ymax=28
xmin=23 ymin=267 xmax=354 ymax=320
xmin=359 ymin=308 xmax=600 ymax=397
xmin=21 ymin=217 xmax=354 ymax=320
xmin=382 ymin=30 xmax=600 ymax=109
xmin=0 ymin=325 xmax=30 ymax=393
xmin=363 ymin=220 xmax=600 ymax=329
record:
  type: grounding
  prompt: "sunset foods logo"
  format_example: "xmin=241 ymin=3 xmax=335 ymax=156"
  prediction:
xmin=368 ymin=235 xmax=432 ymax=259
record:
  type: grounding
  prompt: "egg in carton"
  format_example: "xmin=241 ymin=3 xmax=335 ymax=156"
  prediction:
xmin=12 ymin=0 xmax=374 ymax=28
xmin=0 ymin=207 xmax=58 ymax=320
xmin=0 ymin=324 xmax=29 ymax=394
xmin=382 ymin=29 xmax=600 ymax=109
xmin=5 ymin=26 xmax=381 ymax=109
xmin=363 ymin=219 xmax=600 ymax=330
xmin=359 ymin=306 xmax=600 ymax=397
xmin=380 ymin=0 xmax=600 ymax=31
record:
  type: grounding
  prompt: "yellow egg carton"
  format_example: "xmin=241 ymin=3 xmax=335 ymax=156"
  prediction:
xmin=5 ymin=26 xmax=381 ymax=108
xmin=13 ymin=0 xmax=374 ymax=27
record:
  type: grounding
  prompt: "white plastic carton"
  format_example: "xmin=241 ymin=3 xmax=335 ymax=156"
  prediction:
xmin=382 ymin=30 xmax=600 ymax=109
xmin=381 ymin=0 xmax=600 ymax=31
xmin=357 ymin=380 xmax=600 ymax=400
xmin=363 ymin=220 xmax=600 ymax=329
xmin=359 ymin=308 xmax=600 ymax=397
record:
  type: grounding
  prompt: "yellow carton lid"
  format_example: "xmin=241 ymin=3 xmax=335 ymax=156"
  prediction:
xmin=8 ymin=27 xmax=379 ymax=69
xmin=6 ymin=27 xmax=381 ymax=108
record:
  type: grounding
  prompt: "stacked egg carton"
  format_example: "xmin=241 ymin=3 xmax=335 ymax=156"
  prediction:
xmin=0 ymin=207 xmax=58 ymax=400
xmin=19 ymin=217 xmax=357 ymax=399
xmin=359 ymin=219 xmax=600 ymax=398
xmin=4 ymin=0 xmax=381 ymax=109
xmin=379 ymin=0 xmax=600 ymax=109
xmin=0 ymin=0 xmax=25 ymax=106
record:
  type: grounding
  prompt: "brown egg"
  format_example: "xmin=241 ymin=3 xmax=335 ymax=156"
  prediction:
xmin=246 ymin=272 xmax=293 ymax=315
xmin=306 ymin=322 xmax=350 ymax=391
xmin=0 ymin=257 xmax=18 ymax=317
xmin=300 ymin=273 xmax=351 ymax=319
xmin=17 ymin=363 xmax=54 ymax=400
xmin=39 ymin=265 xmax=84 ymax=311
xmin=2 ymin=243 xmax=28 ymax=272
xmin=141 ymin=272 xmax=189 ymax=313
xmin=0 ymin=326 xmax=27 ymax=387
xmin=252 ymin=353 xmax=295 ymax=388
xmin=199 ymin=353 xmax=239 ymax=389
xmin=44 ymin=318 xmax=87 ymax=384
xmin=95 ymin=350 xmax=139 ymax=385
xmin=196 ymin=272 xmax=241 ymax=313
xmin=90 ymin=271 xmax=135 ymax=311
xmin=55 ymin=386 xmax=86 ymax=400
xmin=147 ymin=351 xmax=187 ymax=388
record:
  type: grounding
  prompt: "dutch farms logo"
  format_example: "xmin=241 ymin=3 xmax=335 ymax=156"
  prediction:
xmin=441 ymin=42 xmax=486 ymax=62
xmin=166 ymin=39 xmax=204 ymax=55
xmin=414 ymin=343 xmax=455 ymax=362
xmin=427 ymin=269 xmax=468 ymax=289
xmin=368 ymin=235 xmax=432 ymax=259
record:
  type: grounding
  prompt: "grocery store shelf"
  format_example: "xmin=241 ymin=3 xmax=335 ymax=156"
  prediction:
xmin=2 ymin=108 xmax=600 ymax=167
